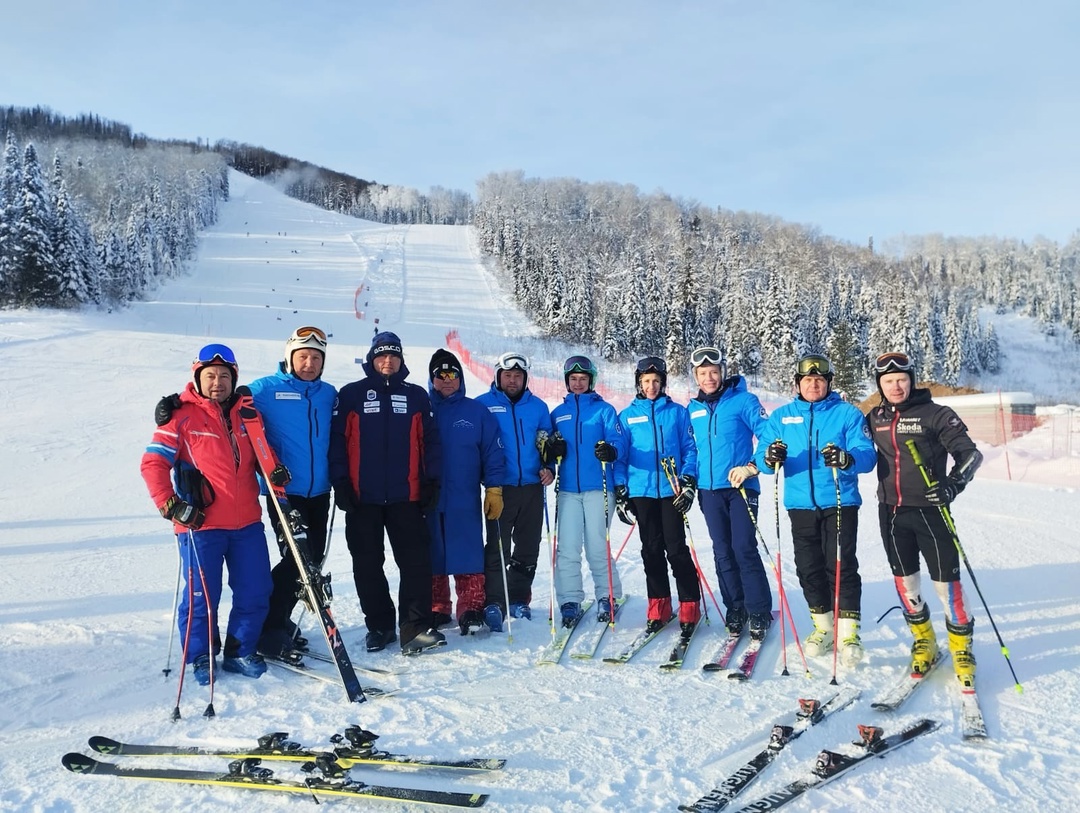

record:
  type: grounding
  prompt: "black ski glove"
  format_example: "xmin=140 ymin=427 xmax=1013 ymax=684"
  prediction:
xmin=822 ymin=444 xmax=853 ymax=470
xmin=594 ymin=440 xmax=618 ymax=463
xmin=333 ymin=482 xmax=360 ymax=514
xmin=160 ymin=495 xmax=205 ymax=529
xmin=420 ymin=480 xmax=441 ymax=513
xmin=764 ymin=440 xmax=787 ymax=468
xmin=672 ymin=474 xmax=697 ymax=514
xmin=541 ymin=433 xmax=567 ymax=464
xmin=925 ymin=477 xmax=962 ymax=506
xmin=614 ymin=485 xmax=636 ymax=525
xmin=154 ymin=393 xmax=182 ymax=426
xmin=269 ymin=463 xmax=291 ymax=487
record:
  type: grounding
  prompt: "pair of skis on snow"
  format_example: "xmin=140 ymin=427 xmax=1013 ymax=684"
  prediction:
xmin=679 ymin=690 xmax=941 ymax=812
xmin=63 ymin=727 xmax=504 ymax=807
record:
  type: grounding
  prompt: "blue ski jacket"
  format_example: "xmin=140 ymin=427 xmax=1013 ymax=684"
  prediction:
xmin=247 ymin=363 xmax=337 ymax=498
xmin=475 ymin=384 xmax=552 ymax=487
xmin=550 ymin=390 xmax=626 ymax=493
xmin=427 ymin=378 xmax=505 ymax=574
xmin=688 ymin=376 xmax=769 ymax=492
xmin=754 ymin=391 xmax=875 ymax=509
xmin=615 ymin=394 xmax=698 ymax=498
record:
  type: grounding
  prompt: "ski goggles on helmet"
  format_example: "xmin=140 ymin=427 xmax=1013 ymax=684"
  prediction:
xmin=874 ymin=351 xmax=914 ymax=375
xmin=495 ymin=352 xmax=530 ymax=372
xmin=289 ymin=325 xmax=327 ymax=349
xmin=795 ymin=354 xmax=832 ymax=377
xmin=195 ymin=343 xmax=237 ymax=366
xmin=690 ymin=346 xmax=723 ymax=368
xmin=563 ymin=355 xmax=596 ymax=376
xmin=636 ymin=356 xmax=667 ymax=375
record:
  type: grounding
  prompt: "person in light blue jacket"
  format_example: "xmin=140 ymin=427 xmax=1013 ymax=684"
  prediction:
xmin=754 ymin=353 xmax=876 ymax=667
xmin=246 ymin=326 xmax=337 ymax=657
xmin=475 ymin=351 xmax=555 ymax=629
xmin=614 ymin=356 xmax=701 ymax=635
xmin=549 ymin=355 xmax=628 ymax=627
xmin=686 ymin=346 xmax=773 ymax=641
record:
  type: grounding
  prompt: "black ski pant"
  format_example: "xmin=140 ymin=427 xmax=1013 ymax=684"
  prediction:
xmin=634 ymin=496 xmax=700 ymax=606
xmin=788 ymin=506 xmax=862 ymax=615
xmin=879 ymin=504 xmax=961 ymax=583
xmin=345 ymin=501 xmax=433 ymax=645
xmin=262 ymin=492 xmax=331 ymax=634
xmin=484 ymin=483 xmax=544 ymax=610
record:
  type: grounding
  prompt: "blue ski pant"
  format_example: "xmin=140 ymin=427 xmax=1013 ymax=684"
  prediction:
xmin=177 ymin=522 xmax=272 ymax=663
xmin=698 ymin=488 xmax=772 ymax=616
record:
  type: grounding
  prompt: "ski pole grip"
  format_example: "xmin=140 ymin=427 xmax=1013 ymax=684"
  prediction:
xmin=903 ymin=439 xmax=935 ymax=487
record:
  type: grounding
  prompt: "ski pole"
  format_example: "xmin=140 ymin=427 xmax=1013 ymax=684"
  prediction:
xmin=829 ymin=460 xmax=842 ymax=687
xmin=771 ymin=467 xmax=788 ymax=675
xmin=905 ymin=439 xmax=1024 ymax=693
xmin=614 ymin=522 xmax=636 ymax=562
xmin=494 ymin=518 xmax=514 ymax=644
xmin=172 ymin=539 xmax=196 ymax=722
xmin=188 ymin=529 xmax=217 ymax=718
xmin=603 ymin=461 xmax=616 ymax=628
xmin=740 ymin=486 xmax=810 ymax=678
xmin=662 ymin=456 xmax=721 ymax=623
xmin=163 ymin=538 xmax=183 ymax=679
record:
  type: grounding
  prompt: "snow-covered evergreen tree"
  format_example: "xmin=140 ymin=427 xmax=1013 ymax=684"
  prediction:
xmin=14 ymin=143 xmax=57 ymax=306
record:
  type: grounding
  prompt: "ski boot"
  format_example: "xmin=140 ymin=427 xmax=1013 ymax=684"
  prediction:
xmin=905 ymin=607 xmax=939 ymax=676
xmin=947 ymin=619 xmax=976 ymax=690
xmin=560 ymin=602 xmax=582 ymax=628
xmin=838 ymin=611 xmax=864 ymax=666
xmin=748 ymin=612 xmax=773 ymax=642
xmin=804 ymin=610 xmax=834 ymax=657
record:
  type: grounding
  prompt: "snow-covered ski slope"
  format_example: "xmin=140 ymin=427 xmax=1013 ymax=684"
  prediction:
xmin=1 ymin=171 xmax=1078 ymax=812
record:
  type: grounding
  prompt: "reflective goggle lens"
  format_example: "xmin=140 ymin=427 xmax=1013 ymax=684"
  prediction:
xmin=636 ymin=356 xmax=667 ymax=375
xmin=195 ymin=343 xmax=237 ymax=365
xmin=796 ymin=355 xmax=831 ymax=376
xmin=436 ymin=369 xmax=459 ymax=381
xmin=563 ymin=355 xmax=594 ymax=375
xmin=690 ymin=346 xmax=723 ymax=367
xmin=292 ymin=326 xmax=327 ymax=347
xmin=497 ymin=352 xmax=529 ymax=372
xmin=874 ymin=352 xmax=913 ymax=374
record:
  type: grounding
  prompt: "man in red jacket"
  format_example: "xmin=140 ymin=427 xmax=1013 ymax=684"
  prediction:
xmin=142 ymin=344 xmax=284 ymax=686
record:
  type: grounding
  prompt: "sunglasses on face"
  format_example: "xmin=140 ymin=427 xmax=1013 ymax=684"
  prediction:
xmin=436 ymin=370 xmax=460 ymax=381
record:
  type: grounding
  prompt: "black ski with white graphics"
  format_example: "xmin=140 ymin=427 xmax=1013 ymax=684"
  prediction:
xmin=89 ymin=729 xmax=505 ymax=772
xmin=602 ymin=617 xmax=673 ymax=664
xmin=660 ymin=620 xmax=703 ymax=670
xmin=678 ymin=690 xmax=860 ymax=812
xmin=729 ymin=718 xmax=940 ymax=812
xmin=536 ymin=600 xmax=593 ymax=665
xmin=262 ymin=652 xmax=399 ymax=698
xmin=235 ymin=387 xmax=369 ymax=704
xmin=62 ymin=752 xmax=488 ymax=807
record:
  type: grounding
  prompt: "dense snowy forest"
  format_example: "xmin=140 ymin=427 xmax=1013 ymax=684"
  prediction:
xmin=472 ymin=172 xmax=1079 ymax=394
xmin=0 ymin=108 xmax=228 ymax=308
xmin=3 ymin=105 xmax=1078 ymax=395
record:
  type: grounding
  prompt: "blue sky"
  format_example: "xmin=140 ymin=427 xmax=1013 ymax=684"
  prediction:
xmin=4 ymin=1 xmax=1078 ymax=245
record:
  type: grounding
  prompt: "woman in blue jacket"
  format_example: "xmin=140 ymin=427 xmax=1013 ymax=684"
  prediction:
xmin=687 ymin=346 xmax=773 ymax=641
xmin=549 ymin=355 xmax=627 ymax=626
xmin=755 ymin=354 xmax=876 ymax=667
xmin=614 ymin=357 xmax=700 ymax=635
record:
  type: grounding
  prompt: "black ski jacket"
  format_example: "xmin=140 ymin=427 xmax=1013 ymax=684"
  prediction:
xmin=866 ymin=388 xmax=978 ymax=507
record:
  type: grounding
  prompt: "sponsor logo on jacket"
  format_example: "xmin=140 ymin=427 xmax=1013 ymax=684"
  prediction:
xmin=275 ymin=392 xmax=301 ymax=400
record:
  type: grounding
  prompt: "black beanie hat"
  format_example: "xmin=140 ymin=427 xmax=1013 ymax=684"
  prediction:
xmin=429 ymin=348 xmax=463 ymax=380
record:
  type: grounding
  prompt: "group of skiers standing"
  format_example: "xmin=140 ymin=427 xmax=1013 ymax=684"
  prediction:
xmin=141 ymin=326 xmax=983 ymax=693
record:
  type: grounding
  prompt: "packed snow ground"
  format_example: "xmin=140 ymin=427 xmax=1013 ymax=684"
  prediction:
xmin=1 ymin=172 xmax=1078 ymax=812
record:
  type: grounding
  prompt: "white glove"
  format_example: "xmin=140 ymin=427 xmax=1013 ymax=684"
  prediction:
xmin=728 ymin=464 xmax=758 ymax=488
